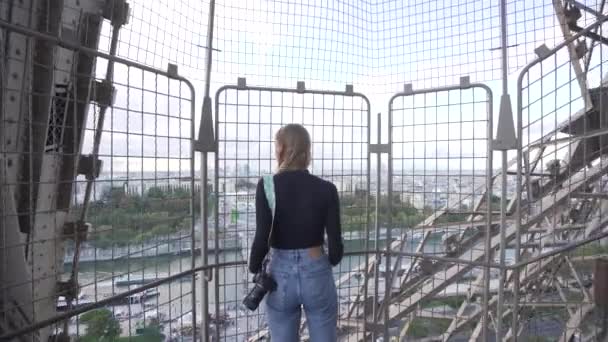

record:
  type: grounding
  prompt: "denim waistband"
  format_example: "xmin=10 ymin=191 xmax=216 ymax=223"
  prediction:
xmin=270 ymin=247 xmax=325 ymax=261
xmin=269 ymin=247 xmax=330 ymax=274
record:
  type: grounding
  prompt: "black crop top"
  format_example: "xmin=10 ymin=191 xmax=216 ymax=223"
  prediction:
xmin=248 ymin=169 xmax=343 ymax=273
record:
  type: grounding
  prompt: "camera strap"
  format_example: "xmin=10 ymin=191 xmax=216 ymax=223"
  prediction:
xmin=261 ymin=175 xmax=276 ymax=269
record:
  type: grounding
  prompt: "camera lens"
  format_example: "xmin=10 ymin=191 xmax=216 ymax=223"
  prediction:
xmin=242 ymin=296 xmax=258 ymax=311
xmin=243 ymin=284 xmax=266 ymax=311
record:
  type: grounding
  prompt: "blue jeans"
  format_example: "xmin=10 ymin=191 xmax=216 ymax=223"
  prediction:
xmin=265 ymin=248 xmax=338 ymax=342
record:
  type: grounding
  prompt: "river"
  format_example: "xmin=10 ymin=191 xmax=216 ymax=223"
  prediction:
xmin=63 ymin=206 xmax=448 ymax=340
xmin=63 ymin=232 xmax=429 ymax=340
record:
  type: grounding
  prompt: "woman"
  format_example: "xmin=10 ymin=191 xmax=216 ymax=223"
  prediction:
xmin=249 ymin=124 xmax=343 ymax=342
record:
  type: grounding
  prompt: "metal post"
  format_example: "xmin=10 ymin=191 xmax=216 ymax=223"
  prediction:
xmin=512 ymin=73 xmax=524 ymax=342
xmin=203 ymin=0 xmax=216 ymax=101
xmin=198 ymin=154 xmax=208 ymax=341
xmin=495 ymin=0 xmax=518 ymax=339
xmin=482 ymin=87 xmax=495 ymax=342
xmin=199 ymin=1 xmax=216 ymax=341
xmin=385 ymin=111 xmax=393 ymax=340
xmin=372 ymin=112 xmax=382 ymax=340
xmin=497 ymin=151 xmax=508 ymax=339
xmin=363 ymin=103 xmax=372 ymax=338
xmin=500 ymin=0 xmax=508 ymax=97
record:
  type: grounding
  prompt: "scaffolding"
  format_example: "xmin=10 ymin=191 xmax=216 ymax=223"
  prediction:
xmin=2 ymin=0 xmax=608 ymax=341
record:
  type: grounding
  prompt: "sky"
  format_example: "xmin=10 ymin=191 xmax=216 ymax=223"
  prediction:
xmin=78 ymin=0 xmax=608 ymax=177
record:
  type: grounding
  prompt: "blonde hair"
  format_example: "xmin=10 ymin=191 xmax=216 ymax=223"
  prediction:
xmin=275 ymin=124 xmax=311 ymax=172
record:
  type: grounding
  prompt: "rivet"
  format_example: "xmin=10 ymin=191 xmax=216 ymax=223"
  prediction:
xmin=15 ymin=49 xmax=21 ymax=56
xmin=12 ymin=73 xmax=18 ymax=80
xmin=9 ymin=95 xmax=15 ymax=101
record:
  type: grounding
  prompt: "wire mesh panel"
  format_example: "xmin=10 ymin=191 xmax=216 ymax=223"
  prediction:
xmin=213 ymin=82 xmax=370 ymax=341
xmin=211 ymin=1 xmax=373 ymax=93
xmin=374 ymin=0 xmax=607 ymax=92
xmin=67 ymin=64 xmax=196 ymax=342
xmin=0 ymin=1 xmax=198 ymax=340
xmin=513 ymin=12 xmax=608 ymax=341
xmin=205 ymin=0 xmax=608 ymax=100
xmin=382 ymin=82 xmax=494 ymax=341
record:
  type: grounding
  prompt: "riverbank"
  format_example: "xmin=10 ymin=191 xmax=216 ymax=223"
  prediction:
xmin=63 ymin=233 xmax=240 ymax=265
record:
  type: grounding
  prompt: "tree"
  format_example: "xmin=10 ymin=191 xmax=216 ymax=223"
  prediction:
xmin=147 ymin=186 xmax=166 ymax=199
xmin=135 ymin=317 xmax=164 ymax=341
xmin=102 ymin=186 xmax=127 ymax=207
xmin=80 ymin=308 xmax=121 ymax=340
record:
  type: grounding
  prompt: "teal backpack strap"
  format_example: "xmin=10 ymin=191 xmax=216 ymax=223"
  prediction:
xmin=262 ymin=175 xmax=276 ymax=217
xmin=262 ymin=175 xmax=276 ymax=248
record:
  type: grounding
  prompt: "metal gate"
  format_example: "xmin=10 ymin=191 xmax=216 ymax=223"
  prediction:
xmin=384 ymin=78 xmax=495 ymax=341
xmin=212 ymin=79 xmax=371 ymax=341
xmin=0 ymin=15 xmax=198 ymax=341
xmin=511 ymin=13 xmax=608 ymax=341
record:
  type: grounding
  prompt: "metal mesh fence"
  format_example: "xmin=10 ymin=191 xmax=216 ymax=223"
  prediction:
xmin=1 ymin=1 xmax=197 ymax=340
xmin=51 ymin=0 xmax=608 ymax=97
xmin=214 ymin=83 xmax=370 ymax=341
xmin=69 ymin=63 xmax=196 ymax=342
xmin=208 ymin=0 xmax=606 ymax=95
xmin=513 ymin=11 xmax=608 ymax=341
xmin=384 ymin=82 xmax=494 ymax=341
xmin=211 ymin=1 xmax=372 ymax=92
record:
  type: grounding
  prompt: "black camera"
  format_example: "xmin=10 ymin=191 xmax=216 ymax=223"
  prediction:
xmin=242 ymin=272 xmax=277 ymax=311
